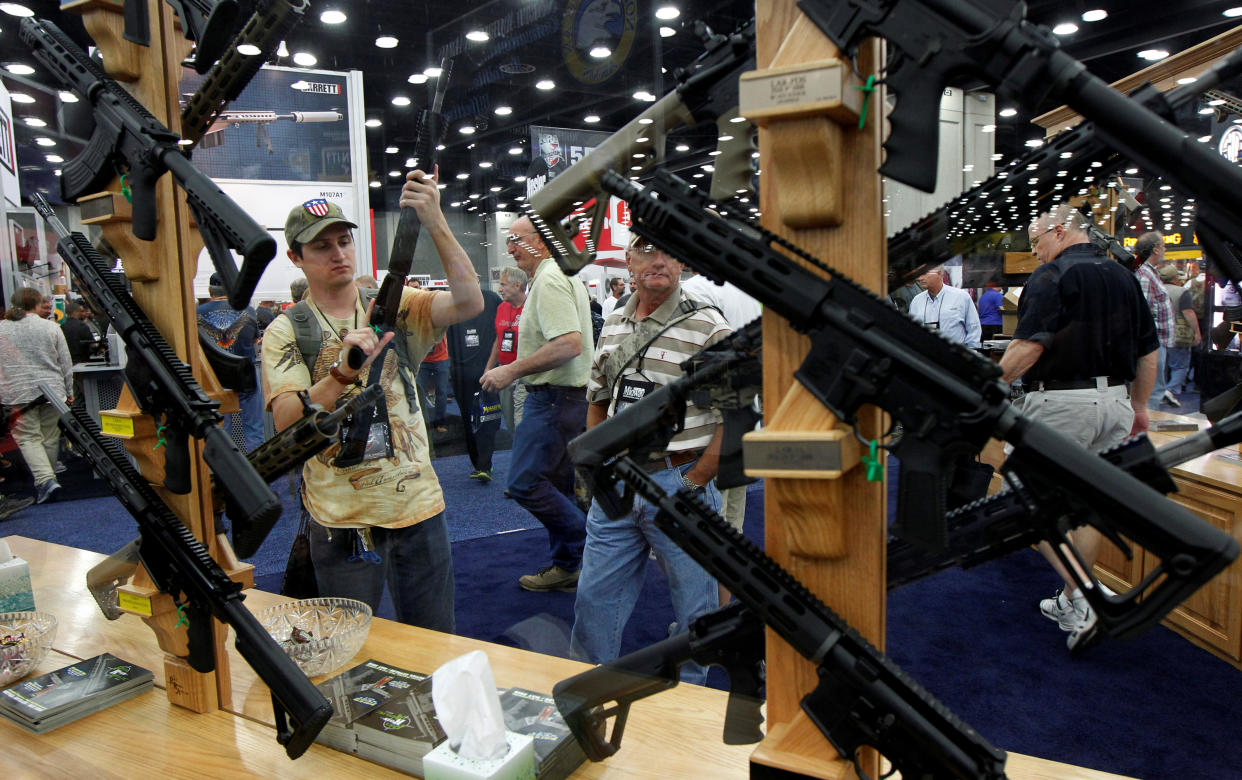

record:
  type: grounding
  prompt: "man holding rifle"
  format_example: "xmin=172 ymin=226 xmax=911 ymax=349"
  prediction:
xmin=261 ymin=169 xmax=482 ymax=630
xmin=1000 ymin=204 xmax=1157 ymax=650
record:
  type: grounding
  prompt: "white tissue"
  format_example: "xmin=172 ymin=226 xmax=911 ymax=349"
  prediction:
xmin=432 ymin=650 xmax=509 ymax=761
xmin=0 ymin=540 xmax=10 ymax=563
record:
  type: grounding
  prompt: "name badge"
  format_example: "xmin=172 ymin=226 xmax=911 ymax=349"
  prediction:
xmin=616 ymin=376 xmax=656 ymax=414
xmin=465 ymin=328 xmax=480 ymax=348
xmin=500 ymin=330 xmax=515 ymax=354
xmin=334 ymin=408 xmax=395 ymax=466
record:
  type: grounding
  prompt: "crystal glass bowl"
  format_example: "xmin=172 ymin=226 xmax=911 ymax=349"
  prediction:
xmin=0 ymin=611 xmax=58 ymax=686
xmin=257 ymin=597 xmax=372 ymax=677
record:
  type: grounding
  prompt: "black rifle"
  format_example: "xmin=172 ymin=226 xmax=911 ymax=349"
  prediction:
xmin=552 ymin=601 xmax=765 ymax=761
xmin=344 ymin=57 xmax=453 ymax=372
xmin=40 ymin=385 xmax=332 ymax=759
xmin=31 ymin=194 xmax=281 ymax=532
xmin=21 ymin=17 xmax=275 ymax=309
xmin=889 ymin=412 xmax=1242 ymax=641
xmin=180 ymin=0 xmax=310 ymax=146
xmin=166 ymin=0 xmax=241 ymax=73
xmin=226 ymin=384 xmax=383 ymax=558
xmin=594 ymin=169 xmax=1238 ymax=646
xmin=525 ymin=20 xmax=755 ymax=272
xmin=799 ymin=0 xmax=1242 ymax=284
xmin=578 ymin=453 xmax=1008 ymax=779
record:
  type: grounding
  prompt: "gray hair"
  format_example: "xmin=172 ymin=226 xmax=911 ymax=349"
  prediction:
xmin=1134 ymin=231 xmax=1165 ymax=262
xmin=499 ymin=266 xmax=529 ymax=288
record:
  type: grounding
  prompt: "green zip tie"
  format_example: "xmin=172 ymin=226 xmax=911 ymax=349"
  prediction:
xmin=370 ymin=324 xmax=383 ymax=335
xmin=855 ymin=75 xmax=877 ymax=130
xmin=154 ymin=424 xmax=167 ymax=450
xmin=174 ymin=604 xmax=188 ymax=628
xmin=120 ymin=174 xmax=132 ymax=204
xmin=861 ymin=439 xmax=884 ymax=481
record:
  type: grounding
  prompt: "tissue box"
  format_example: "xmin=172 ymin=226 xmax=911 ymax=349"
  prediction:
xmin=0 ymin=555 xmax=34 ymax=613
xmin=423 ymin=731 xmax=536 ymax=780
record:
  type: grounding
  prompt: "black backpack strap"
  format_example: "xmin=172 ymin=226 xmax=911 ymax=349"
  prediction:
xmin=286 ymin=301 xmax=322 ymax=372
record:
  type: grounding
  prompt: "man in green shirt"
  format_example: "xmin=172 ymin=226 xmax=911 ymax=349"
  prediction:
xmin=480 ymin=216 xmax=593 ymax=592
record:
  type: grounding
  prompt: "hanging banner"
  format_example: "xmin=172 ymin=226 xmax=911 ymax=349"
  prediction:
xmin=527 ymin=125 xmax=628 ymax=264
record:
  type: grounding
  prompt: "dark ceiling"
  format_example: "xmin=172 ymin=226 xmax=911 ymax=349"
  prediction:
xmin=2 ymin=0 xmax=1241 ymax=232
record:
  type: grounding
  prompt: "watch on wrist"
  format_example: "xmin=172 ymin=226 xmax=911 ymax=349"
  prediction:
xmin=679 ymin=472 xmax=703 ymax=492
xmin=329 ymin=359 xmax=359 ymax=386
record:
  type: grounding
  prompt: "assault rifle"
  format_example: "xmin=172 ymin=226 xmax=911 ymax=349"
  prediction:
xmin=199 ymin=110 xmax=343 ymax=153
xmin=798 ymin=0 xmax=1242 ymax=284
xmin=889 ymin=412 xmax=1242 ymax=652
xmin=21 ymin=17 xmax=275 ymax=309
xmin=31 ymin=195 xmax=281 ymax=532
xmin=180 ymin=0 xmax=310 ymax=145
xmin=553 ymin=601 xmax=765 ymax=761
xmin=41 ymin=385 xmax=332 ymax=759
xmin=595 ymin=168 xmax=1238 ymax=646
xmin=226 ymin=385 xmax=384 ymax=558
xmin=569 ymin=451 xmax=1008 ymax=779
xmin=166 ymin=0 xmax=241 ymax=73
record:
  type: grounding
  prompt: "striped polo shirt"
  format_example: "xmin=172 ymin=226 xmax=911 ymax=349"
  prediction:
xmin=588 ymin=287 xmax=732 ymax=453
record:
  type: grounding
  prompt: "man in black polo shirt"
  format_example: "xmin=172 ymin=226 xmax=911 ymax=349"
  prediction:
xmin=999 ymin=204 xmax=1158 ymax=651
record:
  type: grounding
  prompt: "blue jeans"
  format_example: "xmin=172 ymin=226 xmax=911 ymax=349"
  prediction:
xmin=570 ymin=462 xmax=720 ymax=685
xmin=1148 ymin=345 xmax=1168 ymax=409
xmin=1166 ymin=346 xmax=1191 ymax=395
xmin=508 ymin=386 xmax=587 ymax=571
xmin=236 ymin=380 xmax=266 ymax=452
xmin=307 ymin=513 xmax=455 ymax=632
xmin=419 ymin=360 xmax=450 ymax=426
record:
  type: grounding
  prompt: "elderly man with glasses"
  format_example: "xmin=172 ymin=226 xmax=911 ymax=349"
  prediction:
xmin=481 ymin=217 xmax=594 ymax=593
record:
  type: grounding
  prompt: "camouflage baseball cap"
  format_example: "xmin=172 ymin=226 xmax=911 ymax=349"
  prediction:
xmin=284 ymin=198 xmax=358 ymax=244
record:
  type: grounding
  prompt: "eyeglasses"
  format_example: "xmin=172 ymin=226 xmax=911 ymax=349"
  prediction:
xmin=1030 ymin=226 xmax=1058 ymax=249
xmin=506 ymin=232 xmax=537 ymax=245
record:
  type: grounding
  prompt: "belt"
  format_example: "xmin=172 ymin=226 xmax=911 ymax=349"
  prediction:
xmin=525 ymin=384 xmax=586 ymax=396
xmin=1033 ymin=376 xmax=1125 ymax=391
xmin=639 ymin=450 xmax=700 ymax=473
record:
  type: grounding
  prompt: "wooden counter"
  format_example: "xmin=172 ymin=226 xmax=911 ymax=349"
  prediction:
xmin=3 ymin=536 xmax=1129 ymax=779
xmin=1095 ymin=412 xmax=1242 ymax=668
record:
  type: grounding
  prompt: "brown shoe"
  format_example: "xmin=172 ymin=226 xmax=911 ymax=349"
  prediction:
xmin=518 ymin=565 xmax=580 ymax=593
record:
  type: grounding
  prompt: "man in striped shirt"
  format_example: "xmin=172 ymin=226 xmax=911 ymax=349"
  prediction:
xmin=568 ymin=238 xmax=732 ymax=685
xmin=1133 ymin=232 xmax=1177 ymax=409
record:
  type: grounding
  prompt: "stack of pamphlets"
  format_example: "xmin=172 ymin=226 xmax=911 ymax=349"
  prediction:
xmin=316 ymin=659 xmax=433 ymax=752
xmin=498 ymin=687 xmax=587 ymax=780
xmin=0 ymin=653 xmax=154 ymax=733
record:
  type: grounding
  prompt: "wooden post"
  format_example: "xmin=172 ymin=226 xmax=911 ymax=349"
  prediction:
xmin=747 ymin=5 xmax=886 ymax=779
xmin=64 ymin=0 xmax=250 ymax=715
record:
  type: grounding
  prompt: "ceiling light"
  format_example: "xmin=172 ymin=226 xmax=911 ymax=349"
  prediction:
xmin=388 ymin=170 xmax=401 ymax=177
xmin=590 ymin=44 xmax=611 ymax=58
xmin=490 ymin=186 xmax=501 ymax=192
xmin=536 ymin=79 xmax=555 ymax=90
xmin=1052 ymin=22 xmax=1078 ymax=35
xmin=1137 ymin=49 xmax=1169 ymax=61
xmin=1199 ymin=135 xmax=1212 ymax=142
xmin=459 ymin=125 xmax=476 ymax=135
xmin=1177 ymin=77 xmax=1198 ymax=85
xmin=385 ymin=146 xmax=398 ymax=154
xmin=436 ymin=144 xmax=445 ymax=151
xmin=319 ymin=9 xmax=346 ymax=24
xmin=980 ymin=124 xmax=996 ymax=133
xmin=9 ymin=92 xmax=34 ymax=104
xmin=35 ymin=137 xmax=54 ymax=146
xmin=45 ymin=154 xmax=63 ymax=163
xmin=365 ymin=118 xmax=382 ymax=128
xmin=515 ymin=176 xmax=527 ymax=183
xmin=5 ymin=63 xmax=35 ymax=75
xmin=450 ymin=202 xmax=461 ymax=208
xmin=0 ymin=4 xmax=33 ymax=17
xmin=369 ymin=180 xmax=381 ymax=188
xmin=469 ymin=194 xmax=481 ymax=199
xmin=405 ymin=157 xmax=416 ymax=167
xmin=632 ymin=90 xmax=656 ymax=101
xmin=659 ymin=26 xmax=676 ymax=37
xmin=998 ymin=107 xmax=1018 ymax=118
xmin=409 ymin=73 xmax=428 ymax=84
xmin=494 ymin=105 xmax=513 ymax=116
xmin=292 ymin=52 xmax=317 ymax=66
xmin=376 ymin=36 xmax=398 ymax=49
xmin=675 ymin=144 xmax=690 ymax=152
xmin=236 ymin=43 xmax=262 ymax=56
xmin=1024 ymin=139 xmax=1044 ymax=148
xmin=478 ymin=161 xmax=493 ymax=169
xmin=424 ymin=66 xmax=443 ymax=78
xmin=581 ymin=114 xmax=600 ymax=124
xmin=23 ymin=117 xmax=46 ymax=127
xmin=639 ymin=118 xmax=653 ymax=125
xmin=456 ymin=172 xmax=469 ymax=180
xmin=655 ymin=5 xmax=680 ymax=20
xmin=392 ymin=96 xmax=411 ymax=106
xmin=466 ymin=30 xmax=490 ymax=43
xmin=1081 ymin=9 xmax=1107 ymax=22
xmin=1125 ymin=167 xmax=1138 ymax=174
xmin=1226 ymin=8 xmax=1242 ymax=18
xmin=508 ymin=147 xmax=522 ymax=155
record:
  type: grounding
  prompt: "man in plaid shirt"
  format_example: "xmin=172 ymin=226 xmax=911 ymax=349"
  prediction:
xmin=1133 ymin=232 xmax=1178 ymax=409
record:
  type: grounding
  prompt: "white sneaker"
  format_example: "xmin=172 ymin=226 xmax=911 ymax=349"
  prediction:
xmin=1039 ymin=589 xmax=1079 ymax=631
xmin=1163 ymin=390 xmax=1181 ymax=408
xmin=1066 ymin=602 xmax=1099 ymax=653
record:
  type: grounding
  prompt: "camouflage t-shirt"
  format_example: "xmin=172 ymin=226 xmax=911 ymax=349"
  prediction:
xmin=261 ymin=287 xmax=444 ymax=529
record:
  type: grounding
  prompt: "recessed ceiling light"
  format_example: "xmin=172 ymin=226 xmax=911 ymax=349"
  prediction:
xmin=236 ymin=43 xmax=262 ymax=56
xmin=319 ymin=9 xmax=346 ymax=24
xmin=466 ymin=30 xmax=490 ymax=43
xmin=5 ymin=63 xmax=35 ymax=75
xmin=0 ymin=4 xmax=34 ymax=17
xmin=659 ymin=26 xmax=676 ymax=37
xmin=456 ymin=172 xmax=469 ymax=180
xmin=459 ymin=125 xmax=476 ymax=135
xmin=494 ymin=105 xmax=513 ymax=116
xmin=675 ymin=144 xmax=690 ymax=152
xmin=536 ymin=79 xmax=555 ymax=90
xmin=469 ymin=193 xmax=481 ymax=199
xmin=998 ymin=107 xmax=1018 ymax=118
xmin=424 ymin=66 xmax=443 ymax=78
xmin=388 ymin=170 xmax=401 ymax=177
xmin=35 ymin=137 xmax=54 ymax=146
xmin=45 ymin=154 xmax=63 ymax=163
xmin=9 ymin=92 xmax=34 ymax=104
xmin=490 ymin=186 xmax=501 ymax=192
xmin=584 ymin=114 xmax=600 ymax=123
xmin=409 ymin=74 xmax=428 ymax=84
xmin=365 ymin=118 xmax=382 ymax=128
xmin=1081 ymin=9 xmax=1108 ymax=22
xmin=479 ymin=161 xmax=493 ymax=169
xmin=385 ymin=146 xmax=399 ymax=154
xmin=515 ymin=176 xmax=527 ymax=183
xmin=405 ymin=158 xmax=416 ymax=167
xmin=1177 ymin=77 xmax=1198 ymax=85
xmin=508 ymin=147 xmax=522 ymax=155
xmin=589 ymin=44 xmax=611 ymax=59
xmin=292 ymin=52 xmax=317 ymax=66
xmin=23 ymin=117 xmax=46 ymax=127
xmin=1225 ymin=8 xmax=1242 ymax=18
xmin=980 ymin=124 xmax=996 ymax=133
xmin=1137 ymin=49 xmax=1169 ymax=61
xmin=632 ymin=90 xmax=656 ymax=101
xmin=1200 ymin=107 xmax=1216 ymax=115
xmin=1052 ymin=22 xmax=1078 ymax=35
xmin=376 ymin=36 xmax=398 ymax=49
xmin=655 ymin=5 xmax=680 ymax=20
xmin=369 ymin=180 xmax=381 ymax=188
xmin=392 ymin=96 xmax=411 ymax=106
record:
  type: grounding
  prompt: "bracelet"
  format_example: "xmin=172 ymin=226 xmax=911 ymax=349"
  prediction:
xmin=679 ymin=472 xmax=703 ymax=491
xmin=329 ymin=360 xmax=360 ymax=386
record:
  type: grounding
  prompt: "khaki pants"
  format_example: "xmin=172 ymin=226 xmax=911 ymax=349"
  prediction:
xmin=499 ymin=382 xmax=527 ymax=433
xmin=12 ymin=403 xmax=60 ymax=486
xmin=718 ymin=484 xmax=748 ymax=532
